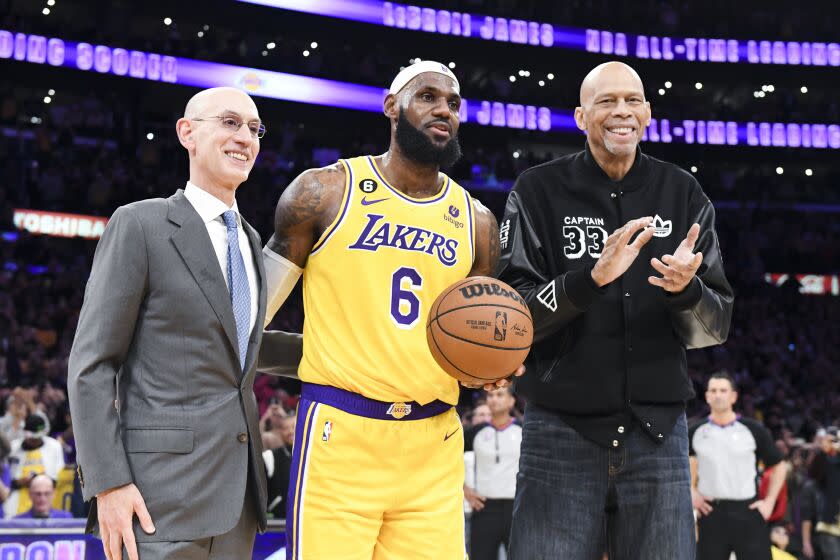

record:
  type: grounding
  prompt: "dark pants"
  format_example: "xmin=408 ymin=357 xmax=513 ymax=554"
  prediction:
xmin=508 ymin=404 xmax=695 ymax=560
xmin=817 ymin=532 xmax=840 ymax=560
xmin=696 ymin=498 xmax=771 ymax=560
xmin=470 ymin=498 xmax=513 ymax=560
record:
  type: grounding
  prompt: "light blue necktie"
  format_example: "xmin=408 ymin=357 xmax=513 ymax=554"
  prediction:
xmin=222 ymin=210 xmax=251 ymax=371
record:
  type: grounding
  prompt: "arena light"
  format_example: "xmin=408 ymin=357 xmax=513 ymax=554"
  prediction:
xmin=801 ymin=86 xmax=808 ymax=93
xmin=48 ymin=88 xmax=54 ymax=95
xmin=547 ymin=73 xmax=554 ymax=80
xmin=695 ymin=82 xmax=703 ymax=90
xmin=658 ymin=88 xmax=665 ymax=95
xmin=805 ymin=168 xmax=813 ymax=176
xmin=448 ymin=61 xmax=455 ymax=68
xmin=42 ymin=7 xmax=50 ymax=15
xmin=509 ymin=75 xmax=516 ymax=82
xmin=665 ymin=81 xmax=672 ymax=88
xmin=538 ymin=80 xmax=545 ymax=86
xmin=163 ymin=17 xmax=172 ymax=26
xmin=267 ymin=42 xmax=275 ymax=49
xmin=303 ymin=49 xmax=310 ymax=57
xmin=310 ymin=41 xmax=318 ymax=48
xmin=43 ymin=95 xmax=51 ymax=103
xmin=234 ymin=0 xmax=840 ymax=67
xmin=776 ymin=166 xmax=784 ymax=174
xmin=146 ymin=132 xmax=154 ymax=140
xmin=47 ymin=0 xmax=55 ymax=5
xmin=690 ymin=165 xmax=698 ymax=172
xmin=3 ymin=29 xmax=839 ymax=148
xmin=197 ymin=31 xmax=204 ymax=38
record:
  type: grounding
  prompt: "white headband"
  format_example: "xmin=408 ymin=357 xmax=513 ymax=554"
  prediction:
xmin=388 ymin=60 xmax=460 ymax=95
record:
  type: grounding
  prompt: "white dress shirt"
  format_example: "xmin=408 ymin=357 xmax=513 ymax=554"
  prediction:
xmin=184 ymin=182 xmax=258 ymax=336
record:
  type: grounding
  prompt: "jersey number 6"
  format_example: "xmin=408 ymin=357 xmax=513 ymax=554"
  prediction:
xmin=390 ymin=267 xmax=423 ymax=329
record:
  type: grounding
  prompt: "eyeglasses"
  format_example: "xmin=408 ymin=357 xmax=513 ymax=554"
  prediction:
xmin=192 ymin=115 xmax=266 ymax=139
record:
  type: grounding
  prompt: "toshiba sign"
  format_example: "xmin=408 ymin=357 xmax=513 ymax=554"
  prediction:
xmin=13 ymin=209 xmax=108 ymax=239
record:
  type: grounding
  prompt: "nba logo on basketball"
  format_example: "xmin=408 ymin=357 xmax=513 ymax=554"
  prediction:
xmin=322 ymin=421 xmax=332 ymax=441
xmin=494 ymin=311 xmax=508 ymax=341
xmin=387 ymin=402 xmax=412 ymax=419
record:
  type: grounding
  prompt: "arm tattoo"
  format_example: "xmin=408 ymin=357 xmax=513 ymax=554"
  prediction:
xmin=275 ymin=175 xmax=326 ymax=231
xmin=266 ymin=174 xmax=325 ymax=259
xmin=267 ymin=168 xmax=342 ymax=265
xmin=470 ymin=202 xmax=500 ymax=277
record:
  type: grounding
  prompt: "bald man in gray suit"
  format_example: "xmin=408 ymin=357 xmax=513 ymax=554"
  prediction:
xmin=68 ymin=87 xmax=301 ymax=560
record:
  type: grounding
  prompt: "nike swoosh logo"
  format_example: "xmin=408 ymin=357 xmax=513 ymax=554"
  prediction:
xmin=361 ymin=196 xmax=389 ymax=206
xmin=444 ymin=427 xmax=461 ymax=441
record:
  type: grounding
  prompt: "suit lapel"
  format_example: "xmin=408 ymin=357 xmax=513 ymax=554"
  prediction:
xmin=241 ymin=218 xmax=265 ymax=383
xmin=168 ymin=191 xmax=240 ymax=360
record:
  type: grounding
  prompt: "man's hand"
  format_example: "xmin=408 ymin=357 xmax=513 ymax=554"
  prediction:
xmin=464 ymin=486 xmax=487 ymax=512
xmin=97 ymin=483 xmax=155 ymax=560
xmin=649 ymin=223 xmax=703 ymax=293
xmin=691 ymin=488 xmax=714 ymax=517
xmin=749 ymin=497 xmax=774 ymax=521
xmin=460 ymin=365 xmax=526 ymax=391
xmin=802 ymin=540 xmax=814 ymax=559
xmin=590 ymin=217 xmax=655 ymax=287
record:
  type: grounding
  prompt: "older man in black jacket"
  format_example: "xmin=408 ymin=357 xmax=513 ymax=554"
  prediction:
xmin=499 ymin=61 xmax=734 ymax=560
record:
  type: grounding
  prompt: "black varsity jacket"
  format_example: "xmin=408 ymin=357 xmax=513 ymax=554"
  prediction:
xmin=497 ymin=143 xmax=734 ymax=447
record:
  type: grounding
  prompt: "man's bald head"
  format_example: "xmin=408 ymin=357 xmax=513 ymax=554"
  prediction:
xmin=28 ymin=474 xmax=56 ymax=515
xmin=574 ymin=61 xmax=651 ymax=164
xmin=579 ymin=62 xmax=645 ymax=107
xmin=183 ymin=87 xmax=257 ymax=119
xmin=176 ymin=86 xmax=262 ymax=197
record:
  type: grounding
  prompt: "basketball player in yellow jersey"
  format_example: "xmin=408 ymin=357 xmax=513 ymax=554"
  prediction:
xmin=260 ymin=61 xmax=522 ymax=559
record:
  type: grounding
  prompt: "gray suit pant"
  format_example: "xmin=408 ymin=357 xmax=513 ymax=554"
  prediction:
xmin=124 ymin=480 xmax=257 ymax=560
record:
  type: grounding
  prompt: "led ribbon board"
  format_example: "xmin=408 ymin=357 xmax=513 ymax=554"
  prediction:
xmin=236 ymin=0 xmax=840 ymax=67
xmin=3 ymin=30 xmax=839 ymax=149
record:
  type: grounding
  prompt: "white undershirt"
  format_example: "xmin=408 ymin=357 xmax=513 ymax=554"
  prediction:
xmin=184 ymin=182 xmax=258 ymax=334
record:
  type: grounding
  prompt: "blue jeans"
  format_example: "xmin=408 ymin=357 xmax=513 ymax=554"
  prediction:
xmin=508 ymin=404 xmax=695 ymax=560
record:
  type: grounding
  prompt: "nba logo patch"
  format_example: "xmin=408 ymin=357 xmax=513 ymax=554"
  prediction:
xmin=387 ymin=402 xmax=412 ymax=419
xmin=494 ymin=311 xmax=508 ymax=341
xmin=322 ymin=421 xmax=332 ymax=441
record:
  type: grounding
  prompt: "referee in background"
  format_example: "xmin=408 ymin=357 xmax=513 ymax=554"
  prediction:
xmin=464 ymin=387 xmax=521 ymax=560
xmin=690 ymin=371 xmax=787 ymax=560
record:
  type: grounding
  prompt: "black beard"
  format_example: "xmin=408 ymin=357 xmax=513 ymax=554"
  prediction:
xmin=395 ymin=111 xmax=462 ymax=169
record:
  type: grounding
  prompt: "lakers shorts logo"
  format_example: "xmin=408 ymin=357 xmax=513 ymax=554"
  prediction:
xmin=386 ymin=402 xmax=412 ymax=419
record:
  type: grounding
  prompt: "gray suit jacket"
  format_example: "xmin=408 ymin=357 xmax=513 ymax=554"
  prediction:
xmin=68 ymin=189 xmax=272 ymax=542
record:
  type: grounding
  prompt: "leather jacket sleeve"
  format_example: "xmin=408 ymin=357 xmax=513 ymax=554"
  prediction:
xmin=663 ymin=196 xmax=734 ymax=349
xmin=496 ymin=190 xmax=605 ymax=343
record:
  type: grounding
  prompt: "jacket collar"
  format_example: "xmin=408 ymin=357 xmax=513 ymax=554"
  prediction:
xmin=581 ymin=141 xmax=650 ymax=193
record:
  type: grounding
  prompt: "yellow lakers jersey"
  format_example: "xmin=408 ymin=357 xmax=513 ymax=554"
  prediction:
xmin=299 ymin=155 xmax=476 ymax=405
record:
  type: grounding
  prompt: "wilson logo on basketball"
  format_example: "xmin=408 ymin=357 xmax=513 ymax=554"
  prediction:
xmin=458 ymin=282 xmax=525 ymax=306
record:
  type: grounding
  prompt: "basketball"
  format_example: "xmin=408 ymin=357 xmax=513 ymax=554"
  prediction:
xmin=426 ymin=276 xmax=533 ymax=385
